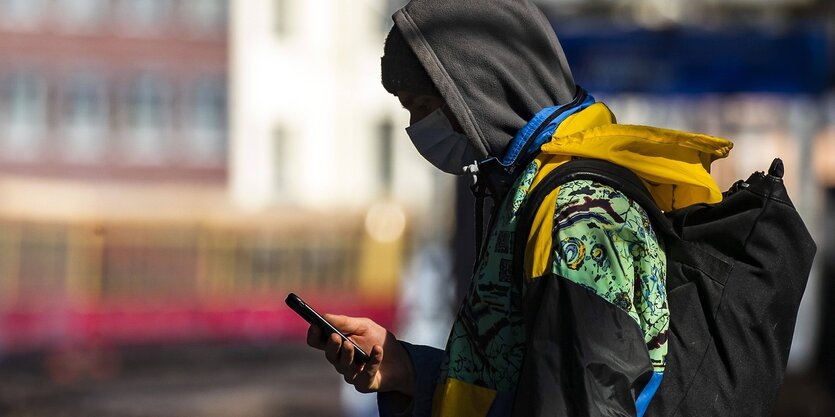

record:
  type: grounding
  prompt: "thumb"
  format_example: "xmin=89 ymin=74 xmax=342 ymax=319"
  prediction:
xmin=363 ymin=345 xmax=383 ymax=375
xmin=354 ymin=345 xmax=384 ymax=393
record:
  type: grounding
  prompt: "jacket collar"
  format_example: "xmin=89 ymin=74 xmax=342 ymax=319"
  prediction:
xmin=468 ymin=87 xmax=595 ymax=201
xmin=536 ymin=102 xmax=733 ymax=211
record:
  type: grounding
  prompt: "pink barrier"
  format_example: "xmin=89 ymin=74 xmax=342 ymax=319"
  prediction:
xmin=0 ymin=297 xmax=396 ymax=352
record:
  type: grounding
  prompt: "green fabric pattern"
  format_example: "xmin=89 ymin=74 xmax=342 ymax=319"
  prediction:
xmin=439 ymin=161 xmax=536 ymax=390
xmin=439 ymin=161 xmax=669 ymax=391
xmin=552 ymin=179 xmax=669 ymax=372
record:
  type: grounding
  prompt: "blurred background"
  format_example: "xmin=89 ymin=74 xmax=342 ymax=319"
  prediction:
xmin=0 ymin=0 xmax=832 ymax=416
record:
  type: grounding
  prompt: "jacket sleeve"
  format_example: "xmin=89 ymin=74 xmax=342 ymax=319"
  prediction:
xmin=512 ymin=180 xmax=668 ymax=417
xmin=377 ymin=342 xmax=444 ymax=417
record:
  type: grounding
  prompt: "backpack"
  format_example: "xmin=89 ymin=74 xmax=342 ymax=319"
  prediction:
xmin=513 ymin=158 xmax=817 ymax=417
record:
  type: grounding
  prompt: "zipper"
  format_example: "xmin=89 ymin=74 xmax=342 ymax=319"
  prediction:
xmin=507 ymin=87 xmax=588 ymax=174
xmin=470 ymin=87 xmax=589 ymax=272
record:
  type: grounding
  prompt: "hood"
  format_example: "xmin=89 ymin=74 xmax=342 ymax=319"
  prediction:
xmin=391 ymin=0 xmax=576 ymax=159
xmin=535 ymin=103 xmax=734 ymax=211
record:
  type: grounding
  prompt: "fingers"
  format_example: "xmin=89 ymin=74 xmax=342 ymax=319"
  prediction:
xmin=306 ymin=325 xmax=326 ymax=349
xmin=323 ymin=314 xmax=365 ymax=334
xmin=324 ymin=334 xmax=362 ymax=386
xmin=303 ymin=314 xmax=387 ymax=393
xmin=366 ymin=345 xmax=383 ymax=374
xmin=338 ymin=339 xmax=356 ymax=374
xmin=353 ymin=345 xmax=383 ymax=393
xmin=324 ymin=333 xmax=342 ymax=365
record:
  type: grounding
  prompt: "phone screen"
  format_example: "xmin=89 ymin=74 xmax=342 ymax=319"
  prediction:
xmin=285 ymin=293 xmax=370 ymax=363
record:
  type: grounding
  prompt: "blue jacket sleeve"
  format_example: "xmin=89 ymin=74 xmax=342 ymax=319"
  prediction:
xmin=377 ymin=342 xmax=444 ymax=417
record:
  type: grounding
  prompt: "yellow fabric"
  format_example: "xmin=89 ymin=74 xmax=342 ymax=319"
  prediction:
xmin=554 ymin=102 xmax=618 ymax=136
xmin=431 ymin=378 xmax=497 ymax=417
xmin=522 ymin=102 xmax=732 ymax=280
xmin=528 ymin=102 xmax=616 ymax=192
xmin=522 ymin=103 xmax=619 ymax=279
xmin=524 ymin=182 xmax=560 ymax=279
xmin=538 ymin=103 xmax=733 ymax=211
xmin=430 ymin=102 xmax=734 ymax=412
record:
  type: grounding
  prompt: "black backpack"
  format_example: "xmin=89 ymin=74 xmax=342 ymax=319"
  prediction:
xmin=514 ymin=158 xmax=817 ymax=417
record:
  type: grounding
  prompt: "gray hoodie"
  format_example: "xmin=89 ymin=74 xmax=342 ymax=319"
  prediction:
xmin=391 ymin=0 xmax=576 ymax=159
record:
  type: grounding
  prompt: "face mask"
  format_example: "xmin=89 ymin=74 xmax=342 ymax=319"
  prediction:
xmin=405 ymin=107 xmax=481 ymax=175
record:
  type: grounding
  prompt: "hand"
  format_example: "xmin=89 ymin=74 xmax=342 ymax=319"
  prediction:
xmin=306 ymin=315 xmax=414 ymax=395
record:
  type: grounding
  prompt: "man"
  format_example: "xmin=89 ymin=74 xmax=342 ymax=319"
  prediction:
xmin=306 ymin=0 xmax=732 ymax=416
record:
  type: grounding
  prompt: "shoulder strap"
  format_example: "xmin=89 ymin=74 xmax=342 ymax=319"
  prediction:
xmin=512 ymin=159 xmax=675 ymax=285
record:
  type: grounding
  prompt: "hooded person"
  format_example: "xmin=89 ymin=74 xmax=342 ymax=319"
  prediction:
xmin=305 ymin=0 xmax=733 ymax=416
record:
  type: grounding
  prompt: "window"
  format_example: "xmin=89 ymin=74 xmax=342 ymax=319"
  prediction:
xmin=1 ymin=70 xmax=47 ymax=159
xmin=117 ymin=0 xmax=171 ymax=35
xmin=60 ymin=0 xmax=107 ymax=32
xmin=123 ymin=73 xmax=169 ymax=163
xmin=0 ymin=0 xmax=45 ymax=29
xmin=183 ymin=0 xmax=227 ymax=36
xmin=273 ymin=125 xmax=286 ymax=191
xmin=274 ymin=0 xmax=290 ymax=37
xmin=62 ymin=71 xmax=108 ymax=162
xmin=18 ymin=225 xmax=67 ymax=299
xmin=377 ymin=119 xmax=395 ymax=194
xmin=184 ymin=76 xmax=227 ymax=165
xmin=100 ymin=228 xmax=198 ymax=299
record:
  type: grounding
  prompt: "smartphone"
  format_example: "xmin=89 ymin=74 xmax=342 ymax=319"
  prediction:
xmin=285 ymin=292 xmax=370 ymax=364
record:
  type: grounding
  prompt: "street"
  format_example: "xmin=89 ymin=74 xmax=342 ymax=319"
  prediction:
xmin=0 ymin=343 xmax=345 ymax=417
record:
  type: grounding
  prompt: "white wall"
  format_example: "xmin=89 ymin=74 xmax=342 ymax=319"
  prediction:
xmin=230 ymin=0 xmax=444 ymax=216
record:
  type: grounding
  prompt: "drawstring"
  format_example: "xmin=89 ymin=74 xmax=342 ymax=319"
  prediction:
xmin=464 ymin=162 xmax=487 ymax=265
xmin=459 ymin=88 xmax=590 ymax=275
xmin=463 ymin=155 xmax=530 ymax=273
xmin=473 ymin=187 xmax=486 ymax=268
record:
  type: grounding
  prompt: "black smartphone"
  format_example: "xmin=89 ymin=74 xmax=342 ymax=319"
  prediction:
xmin=285 ymin=292 xmax=370 ymax=364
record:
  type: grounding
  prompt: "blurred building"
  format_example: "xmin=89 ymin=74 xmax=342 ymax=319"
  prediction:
xmin=0 ymin=0 xmax=231 ymax=353
xmin=229 ymin=0 xmax=439 ymax=213
xmin=0 ymin=0 xmax=424 ymax=357
xmin=0 ymin=0 xmax=229 ymax=219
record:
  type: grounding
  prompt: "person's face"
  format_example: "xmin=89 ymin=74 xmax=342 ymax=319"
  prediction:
xmin=396 ymin=90 xmax=463 ymax=133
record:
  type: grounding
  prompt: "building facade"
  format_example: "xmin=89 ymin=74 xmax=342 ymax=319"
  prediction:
xmin=0 ymin=0 xmax=413 ymax=355
xmin=0 ymin=0 xmax=230 ymax=222
xmin=230 ymin=0 xmax=441 ymax=214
